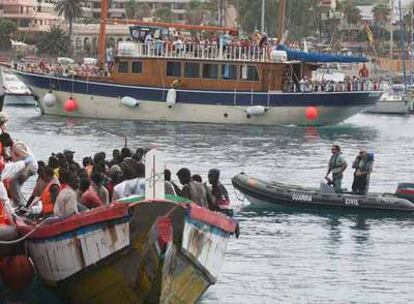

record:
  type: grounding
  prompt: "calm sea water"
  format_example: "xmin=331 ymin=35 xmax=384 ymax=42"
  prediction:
xmin=3 ymin=106 xmax=414 ymax=303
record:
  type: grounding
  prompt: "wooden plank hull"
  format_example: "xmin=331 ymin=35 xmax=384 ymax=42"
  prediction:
xmin=21 ymin=200 xmax=237 ymax=303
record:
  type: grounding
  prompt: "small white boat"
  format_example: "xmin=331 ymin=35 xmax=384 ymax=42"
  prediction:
xmin=365 ymin=84 xmax=413 ymax=114
xmin=0 ymin=68 xmax=36 ymax=106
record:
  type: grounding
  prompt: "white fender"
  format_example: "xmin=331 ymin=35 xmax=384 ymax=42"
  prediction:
xmin=166 ymin=88 xmax=176 ymax=107
xmin=121 ymin=96 xmax=141 ymax=107
xmin=43 ymin=92 xmax=57 ymax=107
xmin=246 ymin=105 xmax=266 ymax=116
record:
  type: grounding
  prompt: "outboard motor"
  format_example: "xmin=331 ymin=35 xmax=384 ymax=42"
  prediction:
xmin=395 ymin=183 xmax=414 ymax=202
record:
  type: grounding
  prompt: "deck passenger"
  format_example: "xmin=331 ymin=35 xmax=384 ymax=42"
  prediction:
xmin=207 ymin=169 xmax=230 ymax=210
xmin=79 ymin=178 xmax=103 ymax=209
xmin=9 ymin=141 xmax=38 ymax=207
xmin=176 ymin=168 xmax=208 ymax=208
xmin=351 ymin=150 xmax=373 ymax=194
xmin=165 ymin=169 xmax=181 ymax=196
xmin=35 ymin=166 xmax=60 ymax=215
xmin=53 ymin=171 xmax=79 ymax=217
xmin=325 ymin=145 xmax=347 ymax=193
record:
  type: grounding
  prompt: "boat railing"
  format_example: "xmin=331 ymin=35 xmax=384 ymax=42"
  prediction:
xmin=117 ymin=42 xmax=283 ymax=63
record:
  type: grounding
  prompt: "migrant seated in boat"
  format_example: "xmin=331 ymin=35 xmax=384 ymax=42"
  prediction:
xmin=53 ymin=171 xmax=79 ymax=217
xmin=176 ymin=168 xmax=208 ymax=208
xmin=79 ymin=178 xmax=104 ymax=209
xmin=112 ymin=162 xmax=145 ymax=201
xmin=207 ymin=168 xmax=230 ymax=210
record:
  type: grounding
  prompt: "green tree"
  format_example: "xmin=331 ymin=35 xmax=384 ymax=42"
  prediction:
xmin=0 ymin=19 xmax=18 ymax=51
xmin=36 ymin=26 xmax=70 ymax=56
xmin=185 ymin=0 xmax=208 ymax=25
xmin=337 ymin=0 xmax=361 ymax=25
xmin=372 ymin=3 xmax=390 ymax=25
xmin=154 ymin=7 xmax=175 ymax=23
xmin=54 ymin=0 xmax=85 ymax=54
xmin=125 ymin=0 xmax=152 ymax=20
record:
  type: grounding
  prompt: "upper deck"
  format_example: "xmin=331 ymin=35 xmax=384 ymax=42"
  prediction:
xmin=116 ymin=41 xmax=294 ymax=64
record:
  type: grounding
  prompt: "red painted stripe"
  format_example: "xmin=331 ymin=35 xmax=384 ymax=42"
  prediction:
xmin=16 ymin=203 xmax=130 ymax=239
xmin=156 ymin=216 xmax=172 ymax=252
xmin=397 ymin=189 xmax=414 ymax=195
xmin=187 ymin=204 xmax=237 ymax=233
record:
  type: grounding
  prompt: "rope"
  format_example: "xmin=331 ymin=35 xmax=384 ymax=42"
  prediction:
xmin=0 ymin=216 xmax=57 ymax=245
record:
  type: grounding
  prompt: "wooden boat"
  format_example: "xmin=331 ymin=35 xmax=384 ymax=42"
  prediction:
xmin=12 ymin=0 xmax=382 ymax=126
xmin=15 ymin=195 xmax=238 ymax=303
xmin=232 ymin=173 xmax=414 ymax=212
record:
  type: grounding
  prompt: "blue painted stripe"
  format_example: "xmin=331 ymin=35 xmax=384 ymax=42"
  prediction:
xmin=17 ymin=71 xmax=380 ymax=107
xmin=30 ymin=217 xmax=130 ymax=243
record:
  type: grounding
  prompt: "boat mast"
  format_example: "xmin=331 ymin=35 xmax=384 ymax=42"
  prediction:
xmin=398 ymin=0 xmax=407 ymax=93
xmin=98 ymin=0 xmax=109 ymax=66
xmin=277 ymin=0 xmax=286 ymax=42
xmin=390 ymin=0 xmax=394 ymax=58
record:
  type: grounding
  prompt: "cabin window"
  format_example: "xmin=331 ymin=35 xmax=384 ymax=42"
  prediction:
xmin=240 ymin=65 xmax=259 ymax=81
xmin=132 ymin=61 xmax=142 ymax=73
xmin=221 ymin=64 xmax=237 ymax=80
xmin=166 ymin=61 xmax=181 ymax=77
xmin=202 ymin=64 xmax=218 ymax=79
xmin=118 ymin=61 xmax=129 ymax=73
xmin=184 ymin=63 xmax=200 ymax=78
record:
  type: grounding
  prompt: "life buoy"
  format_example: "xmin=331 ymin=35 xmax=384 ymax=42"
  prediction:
xmin=166 ymin=89 xmax=177 ymax=107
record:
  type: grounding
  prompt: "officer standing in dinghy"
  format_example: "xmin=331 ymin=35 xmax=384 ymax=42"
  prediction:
xmin=325 ymin=145 xmax=347 ymax=193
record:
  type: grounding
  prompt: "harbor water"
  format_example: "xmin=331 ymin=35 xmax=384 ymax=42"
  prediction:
xmin=4 ymin=106 xmax=414 ymax=303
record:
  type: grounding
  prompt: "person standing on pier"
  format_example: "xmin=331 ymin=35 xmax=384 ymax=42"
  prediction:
xmin=325 ymin=145 xmax=347 ymax=193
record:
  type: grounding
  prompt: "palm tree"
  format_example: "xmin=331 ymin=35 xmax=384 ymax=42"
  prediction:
xmin=125 ymin=0 xmax=152 ymax=20
xmin=36 ymin=26 xmax=69 ymax=56
xmin=154 ymin=7 xmax=175 ymax=23
xmin=54 ymin=0 xmax=85 ymax=55
xmin=185 ymin=0 xmax=208 ymax=25
xmin=373 ymin=3 xmax=390 ymax=26
xmin=337 ymin=0 xmax=361 ymax=41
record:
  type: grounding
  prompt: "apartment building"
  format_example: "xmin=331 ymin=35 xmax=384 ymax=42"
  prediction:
xmin=0 ymin=0 xmax=61 ymax=32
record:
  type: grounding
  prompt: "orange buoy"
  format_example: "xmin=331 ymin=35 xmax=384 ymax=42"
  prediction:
xmin=64 ymin=97 xmax=78 ymax=112
xmin=305 ymin=106 xmax=319 ymax=120
xmin=0 ymin=255 xmax=34 ymax=291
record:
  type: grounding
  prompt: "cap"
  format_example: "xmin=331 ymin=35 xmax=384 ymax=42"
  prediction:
xmin=109 ymin=164 xmax=122 ymax=175
xmin=63 ymin=149 xmax=75 ymax=154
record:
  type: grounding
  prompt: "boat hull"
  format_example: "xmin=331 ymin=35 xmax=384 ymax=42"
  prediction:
xmin=17 ymin=199 xmax=237 ymax=303
xmin=4 ymin=95 xmax=36 ymax=106
xmin=232 ymin=173 xmax=414 ymax=212
xmin=15 ymin=70 xmax=381 ymax=126
xmin=365 ymin=99 xmax=414 ymax=114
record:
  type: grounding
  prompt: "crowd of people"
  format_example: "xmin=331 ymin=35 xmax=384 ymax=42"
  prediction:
xmin=0 ymin=115 xmax=230 ymax=220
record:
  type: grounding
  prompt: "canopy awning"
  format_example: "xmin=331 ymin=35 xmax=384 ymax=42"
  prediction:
xmin=277 ymin=45 xmax=368 ymax=63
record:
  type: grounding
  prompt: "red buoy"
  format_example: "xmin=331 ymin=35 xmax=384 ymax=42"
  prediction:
xmin=305 ymin=106 xmax=319 ymax=120
xmin=0 ymin=255 xmax=34 ymax=291
xmin=64 ymin=97 xmax=78 ymax=112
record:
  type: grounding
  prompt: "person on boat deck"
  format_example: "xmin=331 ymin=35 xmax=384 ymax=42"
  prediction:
xmin=176 ymin=168 xmax=208 ymax=208
xmin=107 ymin=164 xmax=123 ymax=200
xmin=63 ymin=149 xmax=80 ymax=170
xmin=79 ymin=178 xmax=103 ymax=209
xmin=358 ymin=64 xmax=369 ymax=79
xmin=325 ymin=145 xmax=347 ymax=193
xmin=352 ymin=150 xmax=373 ymax=195
xmin=54 ymin=170 xmax=79 ymax=217
xmin=207 ymin=169 xmax=230 ymax=210
xmin=82 ymin=156 xmax=93 ymax=177
xmin=164 ymin=169 xmax=177 ymax=196
xmin=9 ymin=141 xmax=38 ymax=207
xmin=112 ymin=163 xmax=145 ymax=201
xmin=90 ymin=171 xmax=109 ymax=205
xmin=48 ymin=155 xmax=60 ymax=178
xmin=0 ymin=149 xmax=34 ymax=213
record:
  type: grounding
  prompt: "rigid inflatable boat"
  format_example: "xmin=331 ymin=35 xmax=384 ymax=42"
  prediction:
xmin=232 ymin=173 xmax=414 ymax=212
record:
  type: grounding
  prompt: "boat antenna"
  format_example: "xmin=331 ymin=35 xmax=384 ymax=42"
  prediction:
xmin=277 ymin=0 xmax=286 ymax=44
xmin=98 ymin=0 xmax=109 ymax=68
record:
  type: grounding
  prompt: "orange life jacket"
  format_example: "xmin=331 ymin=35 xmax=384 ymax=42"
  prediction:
xmin=40 ymin=180 xmax=60 ymax=215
